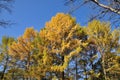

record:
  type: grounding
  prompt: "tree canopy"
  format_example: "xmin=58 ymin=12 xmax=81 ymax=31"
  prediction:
xmin=0 ymin=13 xmax=119 ymax=80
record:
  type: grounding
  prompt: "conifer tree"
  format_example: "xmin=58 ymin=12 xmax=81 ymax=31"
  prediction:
xmin=0 ymin=36 xmax=14 ymax=80
xmin=39 ymin=13 xmax=87 ymax=79
xmin=9 ymin=27 xmax=37 ymax=80
xmin=86 ymin=20 xmax=120 ymax=80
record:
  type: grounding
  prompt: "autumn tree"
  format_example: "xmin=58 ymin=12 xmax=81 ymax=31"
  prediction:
xmin=9 ymin=27 xmax=38 ymax=80
xmin=39 ymin=13 xmax=88 ymax=80
xmin=0 ymin=36 xmax=14 ymax=80
xmin=6 ymin=13 xmax=120 ymax=80
xmin=86 ymin=20 xmax=120 ymax=80
xmin=8 ymin=13 xmax=86 ymax=80
xmin=65 ymin=20 xmax=120 ymax=80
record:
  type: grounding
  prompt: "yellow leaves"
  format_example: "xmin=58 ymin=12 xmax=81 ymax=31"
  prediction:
xmin=111 ymin=29 xmax=120 ymax=46
xmin=9 ymin=27 xmax=37 ymax=60
xmin=42 ymin=13 xmax=77 ymax=44
xmin=88 ymin=70 xmax=101 ymax=79
xmin=50 ymin=56 xmax=69 ymax=72
xmin=46 ymin=13 xmax=76 ymax=30
xmin=52 ymin=76 xmax=58 ymax=80
xmin=23 ymin=27 xmax=37 ymax=40
xmin=69 ymin=47 xmax=82 ymax=57
xmin=50 ymin=46 xmax=82 ymax=72
xmin=87 ymin=20 xmax=110 ymax=35
xmin=61 ymin=40 xmax=70 ymax=52
xmin=6 ymin=12 xmax=120 ymax=79
xmin=0 ymin=53 xmax=4 ymax=62
xmin=84 ymin=20 xmax=120 ymax=79
xmin=86 ymin=20 xmax=120 ymax=53
xmin=43 ymin=50 xmax=52 ymax=65
xmin=5 ymin=13 xmax=120 ymax=79
xmin=87 ymin=20 xmax=111 ymax=40
xmin=38 ymin=13 xmax=87 ymax=76
xmin=1 ymin=36 xmax=14 ymax=52
xmin=82 ymin=42 xmax=88 ymax=47
xmin=115 ymin=56 xmax=120 ymax=64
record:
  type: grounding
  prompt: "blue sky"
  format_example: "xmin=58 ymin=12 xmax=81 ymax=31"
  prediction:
xmin=0 ymin=0 xmax=91 ymax=41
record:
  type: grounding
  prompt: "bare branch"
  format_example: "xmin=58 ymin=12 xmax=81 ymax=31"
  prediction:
xmin=68 ymin=1 xmax=89 ymax=14
xmin=91 ymin=0 xmax=120 ymax=15
xmin=0 ymin=20 xmax=13 ymax=28
xmin=64 ymin=0 xmax=120 ymax=27
xmin=0 ymin=0 xmax=14 ymax=27
xmin=0 ymin=3 xmax=12 ymax=13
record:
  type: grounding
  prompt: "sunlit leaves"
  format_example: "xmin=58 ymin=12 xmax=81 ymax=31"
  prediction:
xmin=86 ymin=20 xmax=120 ymax=79
xmin=9 ymin=27 xmax=37 ymax=60
xmin=1 ymin=13 xmax=120 ymax=80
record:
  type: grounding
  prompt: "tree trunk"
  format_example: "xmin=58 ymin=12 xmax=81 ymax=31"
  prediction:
xmin=26 ymin=52 xmax=31 ymax=80
xmin=98 ymin=48 xmax=107 ymax=80
xmin=11 ymin=70 xmax=15 ymax=80
xmin=75 ymin=56 xmax=78 ymax=80
xmin=84 ymin=62 xmax=87 ymax=80
xmin=61 ymin=56 xmax=64 ymax=80
xmin=1 ymin=55 xmax=9 ymax=80
xmin=102 ymin=54 xmax=107 ymax=80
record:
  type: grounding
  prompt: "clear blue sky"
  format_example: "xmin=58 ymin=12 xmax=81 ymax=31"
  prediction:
xmin=0 ymin=0 xmax=91 ymax=41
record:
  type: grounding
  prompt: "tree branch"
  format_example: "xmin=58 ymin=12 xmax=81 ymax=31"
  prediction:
xmin=91 ymin=0 xmax=120 ymax=15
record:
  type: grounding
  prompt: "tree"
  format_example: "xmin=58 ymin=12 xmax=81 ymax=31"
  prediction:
xmin=6 ymin=13 xmax=120 ymax=80
xmin=0 ymin=36 xmax=14 ymax=80
xmin=8 ymin=13 xmax=86 ymax=80
xmin=0 ymin=0 xmax=14 ymax=27
xmin=65 ymin=0 xmax=120 ymax=27
xmin=39 ymin=13 xmax=87 ymax=79
xmin=86 ymin=20 xmax=120 ymax=80
xmin=9 ymin=27 xmax=38 ymax=80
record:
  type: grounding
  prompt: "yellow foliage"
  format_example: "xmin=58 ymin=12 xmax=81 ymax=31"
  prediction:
xmin=9 ymin=27 xmax=37 ymax=60
xmin=39 ymin=13 xmax=86 ymax=73
xmin=7 ymin=13 xmax=119 ymax=79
